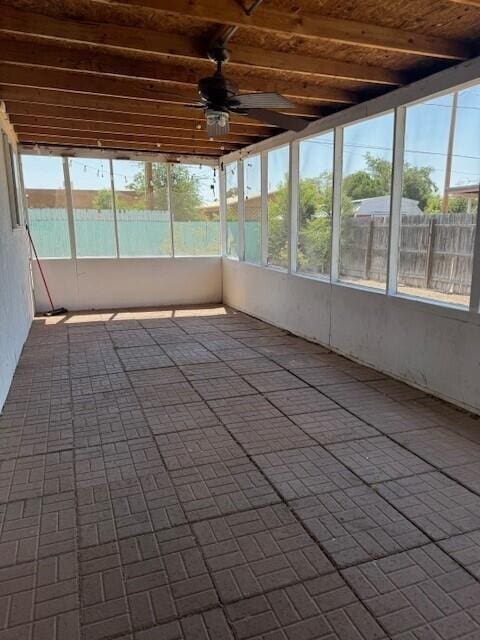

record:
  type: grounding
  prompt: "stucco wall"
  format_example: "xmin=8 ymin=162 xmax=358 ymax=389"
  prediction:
xmin=32 ymin=257 xmax=223 ymax=312
xmin=222 ymin=259 xmax=480 ymax=414
xmin=0 ymin=131 xmax=33 ymax=411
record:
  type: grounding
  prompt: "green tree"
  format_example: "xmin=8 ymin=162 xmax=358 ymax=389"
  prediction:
xmin=123 ymin=162 xmax=203 ymax=220
xmin=342 ymin=153 xmax=438 ymax=211
xmin=91 ymin=188 xmax=112 ymax=210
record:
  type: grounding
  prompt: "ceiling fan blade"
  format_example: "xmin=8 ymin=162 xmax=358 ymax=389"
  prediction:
xmin=241 ymin=108 xmax=310 ymax=132
xmin=228 ymin=92 xmax=294 ymax=110
xmin=206 ymin=116 xmax=230 ymax=138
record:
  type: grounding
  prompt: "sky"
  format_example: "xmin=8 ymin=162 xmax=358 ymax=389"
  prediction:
xmin=21 ymin=84 xmax=480 ymax=207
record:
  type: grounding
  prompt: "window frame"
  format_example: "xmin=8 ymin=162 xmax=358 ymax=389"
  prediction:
xmin=3 ymin=134 xmax=22 ymax=229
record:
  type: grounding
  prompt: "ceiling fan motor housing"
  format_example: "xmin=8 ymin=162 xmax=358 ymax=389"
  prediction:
xmin=198 ymin=73 xmax=237 ymax=109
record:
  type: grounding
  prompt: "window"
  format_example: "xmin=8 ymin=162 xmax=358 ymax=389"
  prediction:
xmin=3 ymin=134 xmax=21 ymax=228
xmin=397 ymin=87 xmax=479 ymax=307
xmin=171 ymin=163 xmax=220 ymax=256
xmin=339 ymin=112 xmax=394 ymax=289
xmin=267 ymin=145 xmax=289 ymax=268
xmin=70 ymin=158 xmax=117 ymax=258
xmin=244 ymin=154 xmax=261 ymax=264
xmin=225 ymin=161 xmax=239 ymax=258
xmin=297 ymin=132 xmax=334 ymax=277
xmin=112 ymin=160 xmax=172 ymax=257
xmin=21 ymin=155 xmax=71 ymax=258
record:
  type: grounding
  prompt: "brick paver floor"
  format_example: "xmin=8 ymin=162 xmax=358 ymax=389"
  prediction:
xmin=1 ymin=305 xmax=480 ymax=639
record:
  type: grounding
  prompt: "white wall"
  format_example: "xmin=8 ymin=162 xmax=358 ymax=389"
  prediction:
xmin=223 ymin=259 xmax=480 ymax=414
xmin=33 ymin=257 xmax=222 ymax=312
xmin=0 ymin=128 xmax=33 ymax=411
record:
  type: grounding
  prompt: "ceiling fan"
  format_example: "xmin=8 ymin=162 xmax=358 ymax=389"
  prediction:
xmin=186 ymin=46 xmax=311 ymax=138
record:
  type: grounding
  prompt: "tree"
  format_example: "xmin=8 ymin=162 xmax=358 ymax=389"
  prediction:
xmin=122 ymin=162 xmax=203 ymax=220
xmin=342 ymin=153 xmax=438 ymax=211
xmin=91 ymin=188 xmax=112 ymax=210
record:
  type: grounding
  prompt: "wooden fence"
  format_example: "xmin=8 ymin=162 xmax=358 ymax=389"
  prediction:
xmin=340 ymin=213 xmax=476 ymax=294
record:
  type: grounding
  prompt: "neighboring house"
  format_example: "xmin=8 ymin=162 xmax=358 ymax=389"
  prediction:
xmin=353 ymin=196 xmax=423 ymax=217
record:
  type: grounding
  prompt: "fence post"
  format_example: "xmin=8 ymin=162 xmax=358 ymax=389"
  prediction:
xmin=424 ymin=217 xmax=435 ymax=288
xmin=364 ymin=217 xmax=374 ymax=280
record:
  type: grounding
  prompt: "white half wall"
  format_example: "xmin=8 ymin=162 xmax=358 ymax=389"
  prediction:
xmin=0 ymin=139 xmax=33 ymax=411
xmin=33 ymin=257 xmax=222 ymax=312
xmin=222 ymin=259 xmax=480 ymax=414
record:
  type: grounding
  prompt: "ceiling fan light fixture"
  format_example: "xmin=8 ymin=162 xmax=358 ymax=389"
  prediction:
xmin=206 ymin=109 xmax=229 ymax=138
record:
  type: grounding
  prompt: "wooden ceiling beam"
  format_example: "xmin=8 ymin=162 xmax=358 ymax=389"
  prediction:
xmin=14 ymin=125 xmax=238 ymax=150
xmin=0 ymin=64 xmax=341 ymax=115
xmin=0 ymin=87 xmax=281 ymax=128
xmin=448 ymin=0 xmax=480 ymax=6
xmin=0 ymin=38 xmax=359 ymax=103
xmin=11 ymin=115 xmax=256 ymax=144
xmin=104 ymin=0 xmax=472 ymax=60
xmin=17 ymin=133 xmax=224 ymax=155
xmin=0 ymin=6 xmax=406 ymax=86
xmin=5 ymin=103 xmax=269 ymax=137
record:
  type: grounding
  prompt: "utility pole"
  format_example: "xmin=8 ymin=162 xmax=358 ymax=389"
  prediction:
xmin=442 ymin=91 xmax=458 ymax=214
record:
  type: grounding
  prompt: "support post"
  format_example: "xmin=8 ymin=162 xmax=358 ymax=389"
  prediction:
xmin=238 ymin=159 xmax=245 ymax=261
xmin=261 ymin=150 xmax=268 ymax=266
xmin=289 ymin=140 xmax=299 ymax=274
xmin=331 ymin=126 xmax=343 ymax=282
xmin=62 ymin=157 xmax=77 ymax=260
xmin=387 ymin=106 xmax=406 ymax=295
xmin=219 ymin=161 xmax=226 ymax=256
xmin=109 ymin=158 xmax=120 ymax=258
xmin=167 ymin=162 xmax=175 ymax=257
xmin=442 ymin=91 xmax=458 ymax=214
xmin=469 ymin=184 xmax=480 ymax=312
xmin=424 ymin=217 xmax=436 ymax=289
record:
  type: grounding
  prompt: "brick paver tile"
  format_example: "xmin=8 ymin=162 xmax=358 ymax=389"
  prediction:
xmin=71 ymin=372 xmax=132 ymax=397
xmin=367 ymin=378 xmax=428 ymax=401
xmin=291 ymin=409 xmax=379 ymax=445
xmin=253 ymin=447 xmax=362 ymax=500
xmin=208 ymin=395 xmax=283 ymax=426
xmin=197 ymin=336 xmax=243 ymax=351
xmin=117 ymin=346 xmax=174 ymax=371
xmin=75 ymin=438 xmax=165 ymax=488
xmin=119 ymin=526 xmax=219 ymax=629
xmin=136 ymin=382 xmax=202 ymax=408
xmin=291 ymin=366 xmax=356 ymax=388
xmin=271 ymin=352 xmax=336 ymax=370
xmin=146 ymin=328 xmax=191 ymax=345
xmin=15 ymin=423 xmax=74 ymax=458
xmin=144 ymin=402 xmax=221 ymax=435
xmin=0 ymin=552 xmax=80 ymax=639
xmin=226 ymin=574 xmax=386 ymax=639
xmin=291 ymin=485 xmax=428 ymax=568
xmin=0 ymin=491 xmax=76 ymax=566
xmin=163 ymin=343 xmax=219 ymax=365
xmin=171 ymin=458 xmax=281 ymax=522
xmin=191 ymin=376 xmax=257 ymax=400
xmin=80 ymin=542 xmax=131 ymax=640
xmin=156 ymin=427 xmax=244 ymax=470
xmin=447 ymin=461 xmax=480 ymax=494
xmin=326 ymin=437 xmax=434 ymax=483
xmin=180 ymin=363 xmax=237 ymax=381
xmin=133 ymin=609 xmax=234 ymax=640
xmin=342 ymin=544 xmax=480 ymax=639
xmin=0 ymin=450 xmax=74 ymax=503
xmin=376 ymin=472 xmax=480 ymax=540
xmin=392 ymin=427 xmax=480 ymax=468
xmin=193 ymin=505 xmax=333 ymax=603
xmin=213 ymin=347 xmax=259 ymax=361
xmin=139 ymin=319 xmax=177 ymax=329
xmin=127 ymin=367 xmax=187 ymax=387
xmin=266 ymin=388 xmax=338 ymax=416
xmin=439 ymin=531 xmax=480 ymax=579
xmin=226 ymin=357 xmax=282 ymax=375
xmin=226 ymin=416 xmax=316 ymax=456
xmin=243 ymin=371 xmax=307 ymax=393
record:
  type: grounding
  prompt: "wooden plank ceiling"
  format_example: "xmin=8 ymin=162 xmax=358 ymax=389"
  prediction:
xmin=1 ymin=0 xmax=479 ymax=157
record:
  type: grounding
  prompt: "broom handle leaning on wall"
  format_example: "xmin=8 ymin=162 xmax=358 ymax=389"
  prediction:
xmin=26 ymin=224 xmax=55 ymax=311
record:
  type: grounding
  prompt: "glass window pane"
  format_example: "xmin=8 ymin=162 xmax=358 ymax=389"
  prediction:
xmin=70 ymin=158 xmax=116 ymax=258
xmin=113 ymin=160 xmax=172 ymax=257
xmin=21 ymin=155 xmax=71 ymax=258
xmin=171 ymin=164 xmax=220 ymax=256
xmin=225 ymin=161 xmax=239 ymax=258
xmin=398 ymin=87 xmax=479 ymax=307
xmin=244 ymin=154 xmax=261 ymax=264
xmin=339 ymin=112 xmax=394 ymax=289
xmin=267 ymin=145 xmax=289 ymax=269
xmin=297 ymin=131 xmax=334 ymax=277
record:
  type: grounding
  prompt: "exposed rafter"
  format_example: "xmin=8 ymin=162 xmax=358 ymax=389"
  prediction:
xmin=0 ymin=7 xmax=404 ymax=86
xmin=103 ymin=0 xmax=472 ymax=60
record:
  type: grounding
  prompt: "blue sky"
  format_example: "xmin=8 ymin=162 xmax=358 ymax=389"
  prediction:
xmin=21 ymin=84 xmax=480 ymax=206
